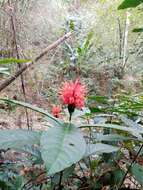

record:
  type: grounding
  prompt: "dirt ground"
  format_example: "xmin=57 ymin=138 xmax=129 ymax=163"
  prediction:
xmin=0 ymin=108 xmax=48 ymax=130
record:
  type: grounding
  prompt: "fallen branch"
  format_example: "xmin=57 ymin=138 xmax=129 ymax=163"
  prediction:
xmin=0 ymin=32 xmax=72 ymax=92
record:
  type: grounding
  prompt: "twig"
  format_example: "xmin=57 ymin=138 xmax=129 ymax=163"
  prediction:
xmin=22 ymin=171 xmax=47 ymax=189
xmin=78 ymin=162 xmax=86 ymax=177
xmin=0 ymin=32 xmax=72 ymax=92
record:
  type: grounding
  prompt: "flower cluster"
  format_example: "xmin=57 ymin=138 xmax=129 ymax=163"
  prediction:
xmin=51 ymin=79 xmax=86 ymax=119
xmin=52 ymin=105 xmax=61 ymax=118
xmin=60 ymin=79 xmax=86 ymax=109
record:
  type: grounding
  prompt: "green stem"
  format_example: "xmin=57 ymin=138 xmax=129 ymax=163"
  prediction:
xmin=58 ymin=171 xmax=63 ymax=190
xmin=68 ymin=104 xmax=75 ymax=122
xmin=69 ymin=112 xmax=72 ymax=122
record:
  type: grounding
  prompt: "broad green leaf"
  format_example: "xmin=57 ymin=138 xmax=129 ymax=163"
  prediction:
xmin=118 ymin=0 xmax=143 ymax=9
xmin=131 ymin=164 xmax=143 ymax=184
xmin=41 ymin=123 xmax=86 ymax=175
xmin=85 ymin=143 xmax=119 ymax=157
xmin=23 ymin=145 xmax=42 ymax=164
xmin=0 ymin=130 xmax=40 ymax=149
xmin=133 ymin=28 xmax=143 ymax=32
xmin=0 ymin=58 xmax=31 ymax=64
xmin=0 ymin=98 xmax=61 ymax=126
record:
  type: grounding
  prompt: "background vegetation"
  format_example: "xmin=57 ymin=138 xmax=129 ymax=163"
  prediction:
xmin=0 ymin=0 xmax=143 ymax=189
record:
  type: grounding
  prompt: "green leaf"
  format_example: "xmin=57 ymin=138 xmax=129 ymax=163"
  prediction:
xmin=80 ymin=124 xmax=143 ymax=137
xmin=69 ymin=19 xmax=75 ymax=30
xmin=120 ymin=115 xmax=140 ymax=128
xmin=112 ymin=169 xmax=124 ymax=185
xmin=95 ymin=134 xmax=132 ymax=142
xmin=52 ymin=165 xmax=75 ymax=186
xmin=85 ymin=143 xmax=119 ymax=157
xmin=89 ymin=107 xmax=104 ymax=113
xmin=0 ymin=180 xmax=11 ymax=189
xmin=0 ymin=98 xmax=61 ymax=126
xmin=0 ymin=130 xmax=40 ymax=150
xmin=41 ymin=123 xmax=86 ymax=175
xmin=0 ymin=67 xmax=10 ymax=75
xmin=131 ymin=163 xmax=143 ymax=184
xmin=0 ymin=58 xmax=31 ymax=64
xmin=88 ymin=95 xmax=108 ymax=103
xmin=0 ymin=67 xmax=9 ymax=71
xmin=119 ymin=115 xmax=142 ymax=139
xmin=133 ymin=28 xmax=143 ymax=32
xmin=118 ymin=0 xmax=143 ymax=9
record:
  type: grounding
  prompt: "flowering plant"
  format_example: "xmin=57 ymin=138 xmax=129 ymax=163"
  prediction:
xmin=59 ymin=79 xmax=86 ymax=120
xmin=0 ymin=82 xmax=135 ymax=190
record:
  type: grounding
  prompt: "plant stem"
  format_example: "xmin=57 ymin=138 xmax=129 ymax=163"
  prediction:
xmin=68 ymin=104 xmax=75 ymax=122
xmin=118 ymin=144 xmax=143 ymax=189
xmin=58 ymin=171 xmax=63 ymax=190
xmin=69 ymin=112 xmax=72 ymax=122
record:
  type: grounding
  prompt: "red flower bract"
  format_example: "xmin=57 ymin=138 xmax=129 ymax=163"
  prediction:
xmin=52 ymin=105 xmax=61 ymax=118
xmin=60 ymin=79 xmax=86 ymax=109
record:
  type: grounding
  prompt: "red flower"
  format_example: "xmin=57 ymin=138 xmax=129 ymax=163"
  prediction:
xmin=52 ymin=105 xmax=61 ymax=118
xmin=60 ymin=79 xmax=86 ymax=109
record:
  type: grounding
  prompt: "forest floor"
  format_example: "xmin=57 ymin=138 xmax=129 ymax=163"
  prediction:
xmin=0 ymin=110 xmax=47 ymax=130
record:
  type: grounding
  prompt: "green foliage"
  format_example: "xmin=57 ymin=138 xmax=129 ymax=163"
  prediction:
xmin=85 ymin=143 xmax=119 ymax=156
xmin=81 ymin=123 xmax=143 ymax=138
xmin=0 ymin=98 xmax=62 ymax=126
xmin=133 ymin=27 xmax=143 ymax=32
xmin=41 ymin=123 xmax=86 ymax=175
xmin=0 ymin=172 xmax=23 ymax=190
xmin=112 ymin=169 xmax=125 ymax=185
xmin=77 ymin=31 xmax=93 ymax=57
xmin=0 ymin=67 xmax=10 ymax=75
xmin=0 ymin=58 xmax=31 ymax=64
xmin=118 ymin=0 xmax=143 ymax=39
xmin=89 ymin=94 xmax=143 ymax=116
xmin=0 ymin=130 xmax=40 ymax=150
xmin=0 ymin=58 xmax=31 ymax=76
xmin=1 ymin=92 xmax=143 ymax=189
xmin=95 ymin=134 xmax=134 ymax=141
xmin=1 ymin=1 xmax=143 ymax=189
xmin=131 ymin=163 xmax=143 ymax=185
xmin=88 ymin=95 xmax=108 ymax=103
xmin=118 ymin=0 xmax=143 ymax=9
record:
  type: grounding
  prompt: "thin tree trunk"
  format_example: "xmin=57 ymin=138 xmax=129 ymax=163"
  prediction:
xmin=8 ymin=0 xmax=31 ymax=129
xmin=117 ymin=18 xmax=122 ymax=60
xmin=122 ymin=11 xmax=130 ymax=70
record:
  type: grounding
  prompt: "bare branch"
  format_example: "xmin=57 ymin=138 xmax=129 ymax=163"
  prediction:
xmin=0 ymin=32 xmax=72 ymax=92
